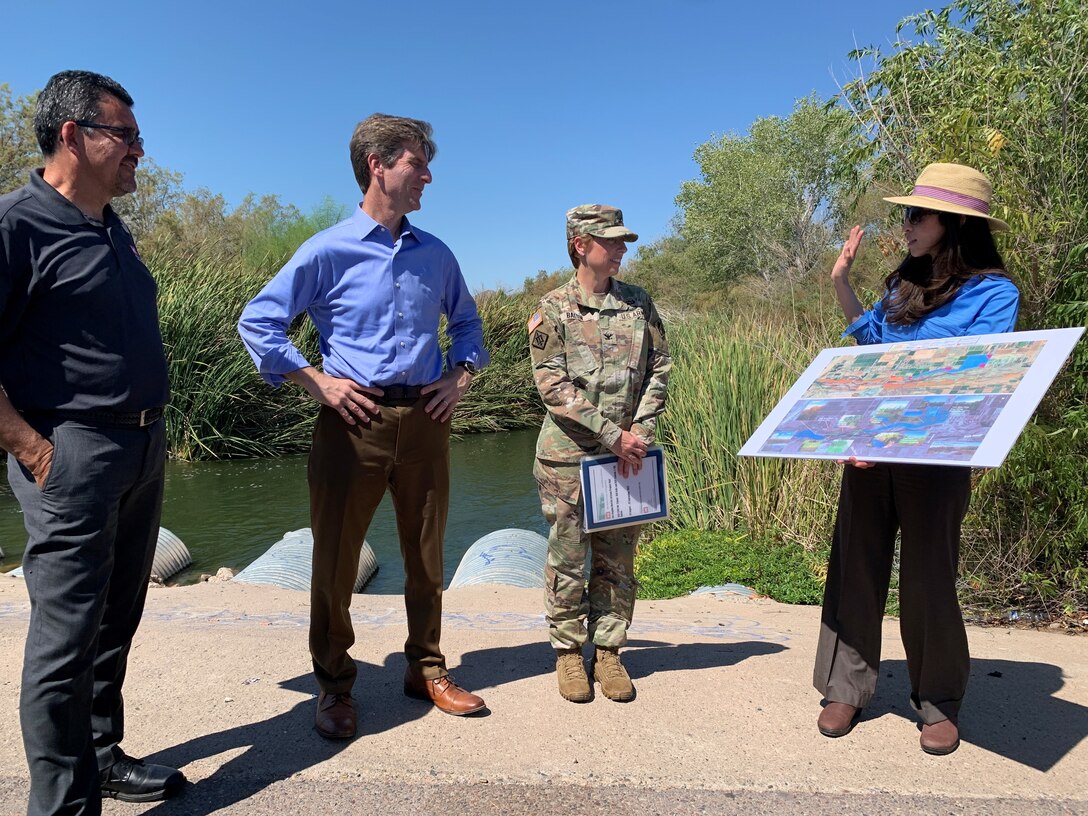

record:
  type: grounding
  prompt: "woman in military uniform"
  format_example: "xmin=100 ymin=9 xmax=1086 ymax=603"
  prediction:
xmin=528 ymin=204 xmax=671 ymax=703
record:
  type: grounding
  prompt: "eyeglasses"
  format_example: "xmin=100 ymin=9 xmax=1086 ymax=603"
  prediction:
xmin=903 ymin=206 xmax=936 ymax=225
xmin=74 ymin=120 xmax=143 ymax=148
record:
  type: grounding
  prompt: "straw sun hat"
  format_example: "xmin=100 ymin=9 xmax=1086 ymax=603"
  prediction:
xmin=883 ymin=162 xmax=1009 ymax=231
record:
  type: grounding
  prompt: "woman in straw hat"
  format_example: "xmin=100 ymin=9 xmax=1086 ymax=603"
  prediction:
xmin=813 ymin=163 xmax=1019 ymax=755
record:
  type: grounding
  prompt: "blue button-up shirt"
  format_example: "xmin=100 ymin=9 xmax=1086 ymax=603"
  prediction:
xmin=844 ymin=274 xmax=1020 ymax=345
xmin=238 ymin=207 xmax=488 ymax=387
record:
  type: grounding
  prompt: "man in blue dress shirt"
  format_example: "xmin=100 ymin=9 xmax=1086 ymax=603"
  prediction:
xmin=238 ymin=113 xmax=490 ymax=739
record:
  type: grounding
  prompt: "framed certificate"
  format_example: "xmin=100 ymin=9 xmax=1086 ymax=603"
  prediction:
xmin=580 ymin=445 xmax=669 ymax=532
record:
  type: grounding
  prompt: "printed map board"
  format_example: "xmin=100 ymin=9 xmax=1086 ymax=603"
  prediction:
xmin=738 ymin=327 xmax=1083 ymax=468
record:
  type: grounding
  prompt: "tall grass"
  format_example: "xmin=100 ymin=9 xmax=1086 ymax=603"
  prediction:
xmin=656 ymin=308 xmax=841 ymax=553
xmin=154 ymin=251 xmax=320 ymax=459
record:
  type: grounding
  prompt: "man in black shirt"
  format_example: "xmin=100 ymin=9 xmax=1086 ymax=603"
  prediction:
xmin=0 ymin=70 xmax=184 ymax=815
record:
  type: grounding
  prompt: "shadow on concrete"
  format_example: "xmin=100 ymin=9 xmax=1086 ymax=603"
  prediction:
xmin=453 ymin=638 xmax=787 ymax=694
xmin=865 ymin=657 xmax=1088 ymax=771
xmin=623 ymin=639 xmax=788 ymax=679
xmin=137 ymin=653 xmax=448 ymax=815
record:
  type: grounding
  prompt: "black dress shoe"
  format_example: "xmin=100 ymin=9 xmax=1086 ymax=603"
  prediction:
xmin=100 ymin=753 xmax=185 ymax=802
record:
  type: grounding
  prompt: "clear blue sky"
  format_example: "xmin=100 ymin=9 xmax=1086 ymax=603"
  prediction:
xmin=3 ymin=1 xmax=923 ymax=291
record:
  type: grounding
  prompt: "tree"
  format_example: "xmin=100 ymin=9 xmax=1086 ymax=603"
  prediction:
xmin=675 ymin=96 xmax=856 ymax=288
xmin=0 ymin=84 xmax=38 ymax=194
xmin=838 ymin=0 xmax=1088 ymax=317
xmin=112 ymin=159 xmax=185 ymax=242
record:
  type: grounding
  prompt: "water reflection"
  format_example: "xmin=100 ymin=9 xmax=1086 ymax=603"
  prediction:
xmin=0 ymin=429 xmax=547 ymax=594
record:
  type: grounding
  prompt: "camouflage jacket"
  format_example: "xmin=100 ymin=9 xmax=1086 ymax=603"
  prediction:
xmin=529 ymin=276 xmax=671 ymax=463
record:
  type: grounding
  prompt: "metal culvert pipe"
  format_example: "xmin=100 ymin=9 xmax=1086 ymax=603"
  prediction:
xmin=449 ymin=528 xmax=548 ymax=589
xmin=152 ymin=527 xmax=191 ymax=581
xmin=5 ymin=526 xmax=192 ymax=581
xmin=234 ymin=528 xmax=377 ymax=593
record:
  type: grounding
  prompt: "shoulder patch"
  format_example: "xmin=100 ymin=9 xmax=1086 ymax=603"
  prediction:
xmin=527 ymin=311 xmax=543 ymax=333
xmin=532 ymin=330 xmax=548 ymax=350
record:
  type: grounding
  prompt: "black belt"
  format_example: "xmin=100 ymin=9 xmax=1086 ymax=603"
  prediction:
xmin=34 ymin=407 xmax=164 ymax=428
xmin=372 ymin=384 xmax=425 ymax=407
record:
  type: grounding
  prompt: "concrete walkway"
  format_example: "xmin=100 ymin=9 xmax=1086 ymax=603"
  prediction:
xmin=0 ymin=577 xmax=1085 ymax=815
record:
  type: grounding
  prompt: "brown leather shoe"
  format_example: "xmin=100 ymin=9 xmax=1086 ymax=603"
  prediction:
xmin=315 ymin=691 xmax=356 ymax=740
xmin=403 ymin=668 xmax=486 ymax=716
xmin=920 ymin=718 xmax=960 ymax=755
xmin=817 ymin=702 xmax=861 ymax=737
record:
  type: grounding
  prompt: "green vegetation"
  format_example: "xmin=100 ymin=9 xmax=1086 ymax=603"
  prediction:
xmin=630 ymin=1 xmax=1088 ymax=614
xmin=635 ymin=530 xmax=823 ymax=604
xmin=655 ymin=310 xmax=838 ymax=547
xmin=2 ymin=0 xmax=1084 ymax=613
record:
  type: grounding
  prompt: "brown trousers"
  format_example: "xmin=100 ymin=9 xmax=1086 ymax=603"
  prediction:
xmin=308 ymin=402 xmax=450 ymax=693
xmin=813 ymin=463 xmax=972 ymax=725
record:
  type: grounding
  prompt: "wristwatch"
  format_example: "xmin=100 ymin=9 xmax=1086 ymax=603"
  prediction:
xmin=456 ymin=360 xmax=478 ymax=375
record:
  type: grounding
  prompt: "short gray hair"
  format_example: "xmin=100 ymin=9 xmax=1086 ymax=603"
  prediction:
xmin=349 ymin=113 xmax=436 ymax=193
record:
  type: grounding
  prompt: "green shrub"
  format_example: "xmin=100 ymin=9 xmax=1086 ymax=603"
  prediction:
xmin=635 ymin=529 xmax=824 ymax=604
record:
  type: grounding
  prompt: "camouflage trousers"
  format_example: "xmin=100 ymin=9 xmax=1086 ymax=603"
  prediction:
xmin=534 ymin=459 xmax=640 ymax=651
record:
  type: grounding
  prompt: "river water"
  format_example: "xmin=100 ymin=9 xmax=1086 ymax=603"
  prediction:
xmin=0 ymin=429 xmax=548 ymax=594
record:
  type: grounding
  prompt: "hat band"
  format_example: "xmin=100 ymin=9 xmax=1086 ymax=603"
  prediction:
xmin=912 ymin=185 xmax=990 ymax=215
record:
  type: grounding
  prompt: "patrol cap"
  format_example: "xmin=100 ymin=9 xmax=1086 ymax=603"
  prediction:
xmin=565 ymin=204 xmax=639 ymax=242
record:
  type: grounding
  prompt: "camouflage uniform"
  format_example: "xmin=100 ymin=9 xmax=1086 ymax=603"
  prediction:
xmin=529 ymin=205 xmax=671 ymax=651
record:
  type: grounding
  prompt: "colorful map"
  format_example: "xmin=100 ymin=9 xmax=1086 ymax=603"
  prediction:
xmin=738 ymin=329 xmax=1083 ymax=467
xmin=758 ymin=340 xmax=1044 ymax=462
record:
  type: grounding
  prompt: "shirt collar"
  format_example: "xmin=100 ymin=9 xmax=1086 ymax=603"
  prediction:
xmin=28 ymin=168 xmax=119 ymax=228
xmin=352 ymin=205 xmax=419 ymax=244
xmin=568 ymin=275 xmax=621 ymax=309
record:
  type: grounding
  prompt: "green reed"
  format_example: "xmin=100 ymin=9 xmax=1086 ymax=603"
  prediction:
xmin=657 ymin=309 xmax=840 ymax=553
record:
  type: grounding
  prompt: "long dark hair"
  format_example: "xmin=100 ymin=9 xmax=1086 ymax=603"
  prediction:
xmin=883 ymin=213 xmax=1007 ymax=325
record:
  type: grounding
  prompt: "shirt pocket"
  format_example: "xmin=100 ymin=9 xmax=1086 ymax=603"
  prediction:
xmin=625 ymin=318 xmax=648 ymax=371
xmin=564 ymin=325 xmax=600 ymax=385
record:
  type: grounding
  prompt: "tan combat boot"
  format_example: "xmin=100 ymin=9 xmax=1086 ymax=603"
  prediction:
xmin=556 ymin=649 xmax=592 ymax=702
xmin=593 ymin=647 xmax=634 ymax=702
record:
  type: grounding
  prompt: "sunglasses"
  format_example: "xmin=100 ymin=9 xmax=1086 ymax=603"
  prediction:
xmin=903 ymin=206 xmax=937 ymax=225
xmin=75 ymin=120 xmax=143 ymax=149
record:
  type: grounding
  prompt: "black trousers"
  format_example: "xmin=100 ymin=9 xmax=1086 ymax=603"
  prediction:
xmin=8 ymin=419 xmax=165 ymax=816
xmin=813 ymin=462 xmax=972 ymax=725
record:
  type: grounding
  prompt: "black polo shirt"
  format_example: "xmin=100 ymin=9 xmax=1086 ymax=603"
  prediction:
xmin=0 ymin=170 xmax=169 ymax=412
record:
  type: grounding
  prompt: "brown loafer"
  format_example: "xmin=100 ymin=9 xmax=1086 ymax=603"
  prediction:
xmin=817 ymin=702 xmax=861 ymax=737
xmin=403 ymin=668 xmax=486 ymax=716
xmin=920 ymin=719 xmax=960 ymax=755
xmin=315 ymin=691 xmax=356 ymax=740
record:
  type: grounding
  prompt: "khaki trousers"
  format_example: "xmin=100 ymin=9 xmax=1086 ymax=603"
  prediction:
xmin=308 ymin=402 xmax=450 ymax=693
xmin=813 ymin=462 xmax=972 ymax=725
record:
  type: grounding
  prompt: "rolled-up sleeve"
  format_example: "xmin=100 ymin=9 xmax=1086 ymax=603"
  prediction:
xmin=237 ymin=248 xmax=320 ymax=387
xmin=843 ymin=299 xmax=887 ymax=345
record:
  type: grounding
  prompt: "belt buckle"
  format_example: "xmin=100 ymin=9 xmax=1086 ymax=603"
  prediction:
xmin=139 ymin=408 xmax=151 ymax=427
